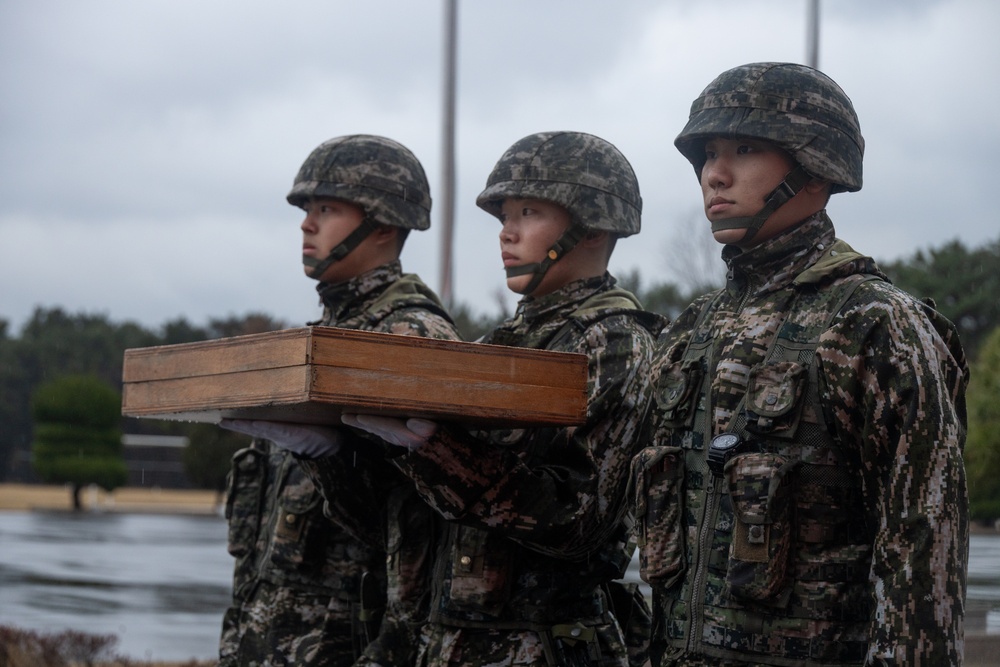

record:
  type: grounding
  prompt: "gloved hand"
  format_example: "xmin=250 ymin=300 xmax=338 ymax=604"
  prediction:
xmin=341 ymin=414 xmax=438 ymax=451
xmin=219 ymin=419 xmax=342 ymax=458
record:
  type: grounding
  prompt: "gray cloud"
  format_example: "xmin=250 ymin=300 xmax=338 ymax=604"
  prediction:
xmin=1 ymin=0 xmax=997 ymax=332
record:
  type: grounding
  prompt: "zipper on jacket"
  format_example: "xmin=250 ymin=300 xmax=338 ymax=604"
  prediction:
xmin=686 ymin=472 xmax=718 ymax=653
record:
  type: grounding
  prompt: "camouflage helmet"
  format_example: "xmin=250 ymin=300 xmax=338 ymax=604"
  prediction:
xmin=287 ymin=134 xmax=432 ymax=229
xmin=476 ymin=131 xmax=642 ymax=236
xmin=674 ymin=62 xmax=864 ymax=194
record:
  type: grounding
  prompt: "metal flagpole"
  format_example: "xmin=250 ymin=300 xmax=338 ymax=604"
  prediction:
xmin=806 ymin=0 xmax=820 ymax=69
xmin=438 ymin=0 xmax=458 ymax=308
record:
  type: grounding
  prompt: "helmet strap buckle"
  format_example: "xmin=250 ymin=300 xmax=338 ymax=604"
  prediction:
xmin=504 ymin=225 xmax=587 ymax=295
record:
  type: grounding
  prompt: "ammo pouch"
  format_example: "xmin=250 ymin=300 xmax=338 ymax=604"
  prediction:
xmin=385 ymin=486 xmax=434 ymax=606
xmin=744 ymin=361 xmax=808 ymax=437
xmin=629 ymin=446 xmax=685 ymax=589
xmin=540 ymin=623 xmax=603 ymax=667
xmin=225 ymin=446 xmax=266 ymax=558
xmin=724 ymin=452 xmax=798 ymax=602
xmin=268 ymin=465 xmax=325 ymax=570
xmin=653 ymin=359 xmax=702 ymax=429
xmin=446 ymin=524 xmax=513 ymax=616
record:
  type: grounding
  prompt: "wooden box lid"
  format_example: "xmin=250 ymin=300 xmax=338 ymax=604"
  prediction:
xmin=122 ymin=326 xmax=588 ymax=427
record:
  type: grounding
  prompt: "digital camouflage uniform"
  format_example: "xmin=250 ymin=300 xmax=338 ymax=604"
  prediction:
xmin=298 ymin=442 xmax=445 ymax=667
xmin=219 ymin=135 xmax=459 ymax=667
xmin=296 ymin=260 xmax=463 ymax=667
xmin=631 ymin=63 xmax=969 ymax=667
xmin=379 ymin=132 xmax=666 ymax=667
xmin=396 ymin=274 xmax=663 ymax=667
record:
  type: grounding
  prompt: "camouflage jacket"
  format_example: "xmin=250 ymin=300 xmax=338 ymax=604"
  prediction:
xmin=296 ymin=261 xmax=463 ymax=667
xmin=219 ymin=261 xmax=459 ymax=667
xmin=387 ymin=274 xmax=665 ymax=667
xmin=633 ymin=213 xmax=969 ymax=666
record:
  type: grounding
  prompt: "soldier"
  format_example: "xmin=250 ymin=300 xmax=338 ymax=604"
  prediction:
xmin=342 ymin=131 xmax=666 ymax=667
xmin=217 ymin=134 xmax=460 ymax=667
xmin=630 ymin=62 xmax=969 ymax=666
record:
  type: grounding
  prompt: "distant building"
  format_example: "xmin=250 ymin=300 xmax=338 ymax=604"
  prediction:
xmin=6 ymin=434 xmax=193 ymax=488
xmin=121 ymin=434 xmax=191 ymax=488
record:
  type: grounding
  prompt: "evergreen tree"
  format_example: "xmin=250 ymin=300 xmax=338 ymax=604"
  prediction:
xmin=617 ymin=268 xmax=712 ymax=321
xmin=880 ymin=237 xmax=1000 ymax=360
xmin=31 ymin=374 xmax=127 ymax=510
xmin=966 ymin=326 xmax=1000 ymax=523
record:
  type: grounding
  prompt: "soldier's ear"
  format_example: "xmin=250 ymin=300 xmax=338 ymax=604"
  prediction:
xmin=804 ymin=178 xmax=830 ymax=195
xmin=371 ymin=224 xmax=399 ymax=244
xmin=803 ymin=178 xmax=832 ymax=206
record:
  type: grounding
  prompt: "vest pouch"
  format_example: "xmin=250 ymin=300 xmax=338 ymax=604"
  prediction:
xmin=744 ymin=361 xmax=807 ymax=438
xmin=225 ymin=446 xmax=265 ymax=558
xmin=385 ymin=486 xmax=433 ymax=606
xmin=446 ymin=524 xmax=512 ymax=616
xmin=724 ymin=453 xmax=798 ymax=602
xmin=654 ymin=359 xmax=702 ymax=429
xmin=269 ymin=465 xmax=324 ymax=570
xmin=629 ymin=446 xmax=686 ymax=589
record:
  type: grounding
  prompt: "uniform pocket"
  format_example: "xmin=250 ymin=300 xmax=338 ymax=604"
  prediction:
xmin=269 ymin=464 xmax=323 ymax=569
xmin=629 ymin=446 xmax=686 ymax=589
xmin=225 ymin=446 xmax=265 ymax=558
xmin=654 ymin=360 xmax=702 ymax=429
xmin=724 ymin=452 xmax=798 ymax=602
xmin=446 ymin=524 xmax=512 ymax=615
xmin=744 ymin=361 xmax=807 ymax=438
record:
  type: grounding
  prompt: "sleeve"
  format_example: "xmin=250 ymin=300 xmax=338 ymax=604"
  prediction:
xmin=391 ymin=313 xmax=658 ymax=560
xmin=353 ymin=488 xmax=437 ymax=667
xmin=817 ymin=282 xmax=969 ymax=665
xmin=217 ymin=605 xmax=243 ymax=666
xmin=353 ymin=613 xmax=422 ymax=667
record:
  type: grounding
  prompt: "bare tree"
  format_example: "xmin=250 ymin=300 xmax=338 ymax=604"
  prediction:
xmin=662 ymin=208 xmax=727 ymax=295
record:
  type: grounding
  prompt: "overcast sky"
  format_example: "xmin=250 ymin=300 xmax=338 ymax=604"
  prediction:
xmin=2 ymin=0 xmax=997 ymax=335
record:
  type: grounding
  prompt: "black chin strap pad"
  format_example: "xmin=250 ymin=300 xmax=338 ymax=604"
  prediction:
xmin=504 ymin=225 xmax=587 ymax=295
xmin=709 ymin=165 xmax=812 ymax=243
xmin=304 ymin=217 xmax=378 ymax=280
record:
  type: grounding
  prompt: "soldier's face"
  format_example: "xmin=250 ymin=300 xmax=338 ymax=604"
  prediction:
xmin=300 ymin=197 xmax=368 ymax=283
xmin=700 ymin=138 xmax=813 ymax=247
xmin=498 ymin=198 xmax=573 ymax=296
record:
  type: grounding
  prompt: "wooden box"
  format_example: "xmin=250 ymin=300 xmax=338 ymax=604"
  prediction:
xmin=121 ymin=326 xmax=588 ymax=427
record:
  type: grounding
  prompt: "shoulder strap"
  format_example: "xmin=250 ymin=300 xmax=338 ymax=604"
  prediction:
xmin=365 ymin=273 xmax=455 ymax=327
xmin=548 ymin=287 xmax=661 ymax=349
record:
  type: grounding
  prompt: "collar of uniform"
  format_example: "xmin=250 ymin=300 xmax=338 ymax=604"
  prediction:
xmin=514 ymin=272 xmax=615 ymax=324
xmin=315 ymin=260 xmax=402 ymax=315
xmin=723 ymin=212 xmax=836 ymax=296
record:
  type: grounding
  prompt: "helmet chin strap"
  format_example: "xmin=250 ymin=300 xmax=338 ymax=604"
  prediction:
xmin=504 ymin=226 xmax=587 ymax=295
xmin=303 ymin=217 xmax=377 ymax=281
xmin=710 ymin=165 xmax=811 ymax=244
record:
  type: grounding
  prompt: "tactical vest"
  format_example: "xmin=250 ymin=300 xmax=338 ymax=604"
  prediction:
xmin=225 ymin=272 xmax=454 ymax=601
xmin=432 ymin=288 xmax=664 ymax=632
xmin=633 ymin=273 xmax=881 ymax=666
xmin=226 ymin=440 xmax=380 ymax=601
xmin=354 ymin=272 xmax=454 ymax=329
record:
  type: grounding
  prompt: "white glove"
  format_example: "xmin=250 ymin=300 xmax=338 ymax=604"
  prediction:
xmin=219 ymin=419 xmax=342 ymax=458
xmin=340 ymin=414 xmax=438 ymax=451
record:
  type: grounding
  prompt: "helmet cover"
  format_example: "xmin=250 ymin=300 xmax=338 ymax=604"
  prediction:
xmin=477 ymin=131 xmax=642 ymax=236
xmin=675 ymin=62 xmax=864 ymax=194
xmin=287 ymin=134 xmax=432 ymax=229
